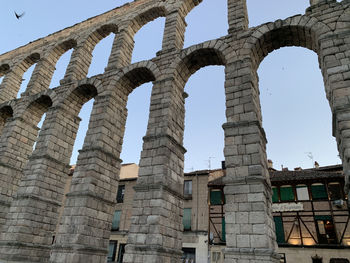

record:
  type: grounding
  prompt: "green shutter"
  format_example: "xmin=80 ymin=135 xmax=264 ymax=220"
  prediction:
xmin=183 ymin=208 xmax=191 ymax=230
xmin=222 ymin=217 xmax=226 ymax=242
xmin=274 ymin=216 xmax=285 ymax=244
xmin=210 ymin=190 xmax=223 ymax=205
xmin=112 ymin=210 xmax=121 ymax=230
xmin=272 ymin=187 xmax=279 ymax=203
xmin=311 ymin=184 xmax=328 ymax=200
xmin=280 ymin=186 xmax=294 ymax=201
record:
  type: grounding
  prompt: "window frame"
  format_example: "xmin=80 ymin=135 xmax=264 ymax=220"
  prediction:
xmin=116 ymin=185 xmax=125 ymax=203
xmin=111 ymin=210 xmax=122 ymax=231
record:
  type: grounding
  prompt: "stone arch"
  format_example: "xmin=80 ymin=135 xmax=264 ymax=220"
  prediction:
xmin=0 ymin=64 xmax=10 ymax=77
xmin=0 ymin=53 xmax=40 ymax=102
xmin=242 ymin=15 xmax=332 ymax=69
xmin=0 ymin=105 xmax=13 ymax=135
xmin=23 ymin=95 xmax=53 ymax=126
xmin=336 ymin=6 xmax=350 ymax=31
xmin=172 ymin=40 xmax=229 ymax=87
xmin=62 ymin=24 xmax=118 ymax=82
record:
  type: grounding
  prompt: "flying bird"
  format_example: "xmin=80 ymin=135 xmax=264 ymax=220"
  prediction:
xmin=14 ymin=11 xmax=25 ymax=19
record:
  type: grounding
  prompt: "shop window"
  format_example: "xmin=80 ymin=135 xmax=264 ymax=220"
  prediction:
xmin=182 ymin=247 xmax=196 ymax=263
xmin=274 ymin=216 xmax=285 ymax=244
xmin=315 ymin=215 xmax=337 ymax=244
xmin=184 ymin=180 xmax=192 ymax=197
xmin=328 ymin=182 xmax=343 ymax=200
xmin=111 ymin=210 xmax=121 ymax=231
xmin=210 ymin=189 xmax=224 ymax=205
xmin=311 ymin=183 xmax=328 ymax=200
xmin=183 ymin=208 xmax=192 ymax=231
xmin=117 ymin=244 xmax=126 ymax=263
xmin=280 ymin=185 xmax=294 ymax=201
xmin=296 ymin=185 xmax=309 ymax=201
xmin=116 ymin=185 xmax=125 ymax=203
xmin=107 ymin=240 xmax=118 ymax=262
xmin=272 ymin=187 xmax=279 ymax=203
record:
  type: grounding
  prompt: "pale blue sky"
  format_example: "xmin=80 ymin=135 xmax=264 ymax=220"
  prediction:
xmin=0 ymin=0 xmax=340 ymax=171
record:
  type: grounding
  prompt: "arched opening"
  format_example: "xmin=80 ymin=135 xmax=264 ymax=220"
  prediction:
xmin=119 ymin=82 xmax=152 ymax=164
xmin=259 ymin=47 xmax=339 ymax=169
xmin=131 ymin=17 xmax=165 ymax=63
xmin=49 ymin=49 xmax=73 ymax=89
xmin=246 ymin=1 xmax=309 ymax=27
xmin=87 ymin=33 xmax=114 ymax=77
xmin=0 ymin=64 xmax=9 ymax=86
xmin=184 ymin=0 xmax=227 ymax=48
xmin=0 ymin=106 xmax=13 ymax=135
xmin=17 ymin=63 xmax=36 ymax=98
xmin=184 ymin=66 xmax=225 ymax=171
xmin=86 ymin=24 xmax=118 ymax=77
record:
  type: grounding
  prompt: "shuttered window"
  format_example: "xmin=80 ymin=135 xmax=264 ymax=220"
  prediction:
xmin=222 ymin=217 xmax=226 ymax=242
xmin=274 ymin=216 xmax=285 ymax=244
xmin=210 ymin=190 xmax=223 ymax=205
xmin=311 ymin=184 xmax=328 ymax=200
xmin=280 ymin=185 xmax=294 ymax=201
xmin=183 ymin=208 xmax=192 ymax=231
xmin=272 ymin=187 xmax=279 ymax=203
xmin=111 ymin=210 xmax=121 ymax=231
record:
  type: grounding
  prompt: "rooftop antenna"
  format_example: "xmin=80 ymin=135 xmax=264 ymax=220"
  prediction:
xmin=305 ymin=152 xmax=314 ymax=167
xmin=206 ymin=157 xmax=215 ymax=170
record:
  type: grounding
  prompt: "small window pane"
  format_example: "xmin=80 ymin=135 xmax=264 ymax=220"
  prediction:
xmin=311 ymin=184 xmax=328 ymax=200
xmin=112 ymin=210 xmax=121 ymax=231
xmin=107 ymin=241 xmax=117 ymax=262
xmin=280 ymin=186 xmax=294 ymax=201
xmin=184 ymin=180 xmax=192 ymax=196
xmin=117 ymin=185 xmax=125 ymax=203
xmin=296 ymin=185 xmax=309 ymax=201
xmin=210 ymin=190 xmax=223 ymax=205
xmin=183 ymin=208 xmax=192 ymax=230
xmin=328 ymin=183 xmax=342 ymax=200
xmin=272 ymin=187 xmax=279 ymax=203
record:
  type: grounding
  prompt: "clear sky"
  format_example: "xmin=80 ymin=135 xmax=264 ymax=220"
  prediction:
xmin=0 ymin=0 xmax=341 ymax=172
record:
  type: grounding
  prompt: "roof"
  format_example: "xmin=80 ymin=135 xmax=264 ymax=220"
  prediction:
xmin=270 ymin=169 xmax=343 ymax=183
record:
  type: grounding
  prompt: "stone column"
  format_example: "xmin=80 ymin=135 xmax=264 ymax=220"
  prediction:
xmin=24 ymin=58 xmax=57 ymax=95
xmin=227 ymin=0 xmax=249 ymax=34
xmin=61 ymin=44 xmax=94 ymax=84
xmin=0 ymin=69 xmax=24 ymax=103
xmin=106 ymin=28 xmax=135 ymax=70
xmin=223 ymin=58 xmax=279 ymax=263
xmin=123 ymin=78 xmax=186 ymax=263
xmin=0 ymin=105 xmax=80 ymax=263
xmin=50 ymin=91 xmax=128 ymax=262
xmin=161 ymin=10 xmax=187 ymax=51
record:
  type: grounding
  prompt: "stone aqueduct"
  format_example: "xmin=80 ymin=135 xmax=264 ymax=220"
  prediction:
xmin=0 ymin=0 xmax=349 ymax=262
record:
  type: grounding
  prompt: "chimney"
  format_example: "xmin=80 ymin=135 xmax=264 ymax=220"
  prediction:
xmin=267 ymin=159 xmax=273 ymax=169
xmin=294 ymin=167 xmax=302 ymax=171
xmin=282 ymin=167 xmax=289 ymax=171
xmin=314 ymin=161 xmax=319 ymax=169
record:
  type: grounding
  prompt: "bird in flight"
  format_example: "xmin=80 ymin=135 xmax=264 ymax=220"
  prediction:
xmin=14 ymin=11 xmax=25 ymax=19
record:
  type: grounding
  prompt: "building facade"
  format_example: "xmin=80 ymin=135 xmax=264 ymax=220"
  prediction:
xmin=106 ymin=163 xmax=350 ymax=263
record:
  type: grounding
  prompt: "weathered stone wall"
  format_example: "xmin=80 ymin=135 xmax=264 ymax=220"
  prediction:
xmin=0 ymin=0 xmax=349 ymax=262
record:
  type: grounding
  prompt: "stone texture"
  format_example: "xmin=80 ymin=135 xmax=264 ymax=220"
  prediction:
xmin=0 ymin=0 xmax=348 ymax=262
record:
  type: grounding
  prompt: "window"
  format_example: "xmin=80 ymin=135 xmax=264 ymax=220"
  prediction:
xmin=296 ymin=185 xmax=309 ymax=201
xmin=328 ymin=182 xmax=342 ymax=200
xmin=183 ymin=208 xmax=192 ymax=231
xmin=111 ymin=210 xmax=121 ymax=231
xmin=184 ymin=180 xmax=192 ymax=196
xmin=274 ymin=216 xmax=285 ymax=244
xmin=280 ymin=185 xmax=294 ymax=201
xmin=272 ymin=187 xmax=279 ymax=203
xmin=107 ymin=240 xmax=118 ymax=262
xmin=210 ymin=189 xmax=224 ymax=205
xmin=311 ymin=183 xmax=328 ymax=200
xmin=182 ymin=247 xmax=196 ymax=263
xmin=315 ymin=215 xmax=337 ymax=244
xmin=117 ymin=185 xmax=125 ymax=203
xmin=117 ymin=244 xmax=126 ymax=263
